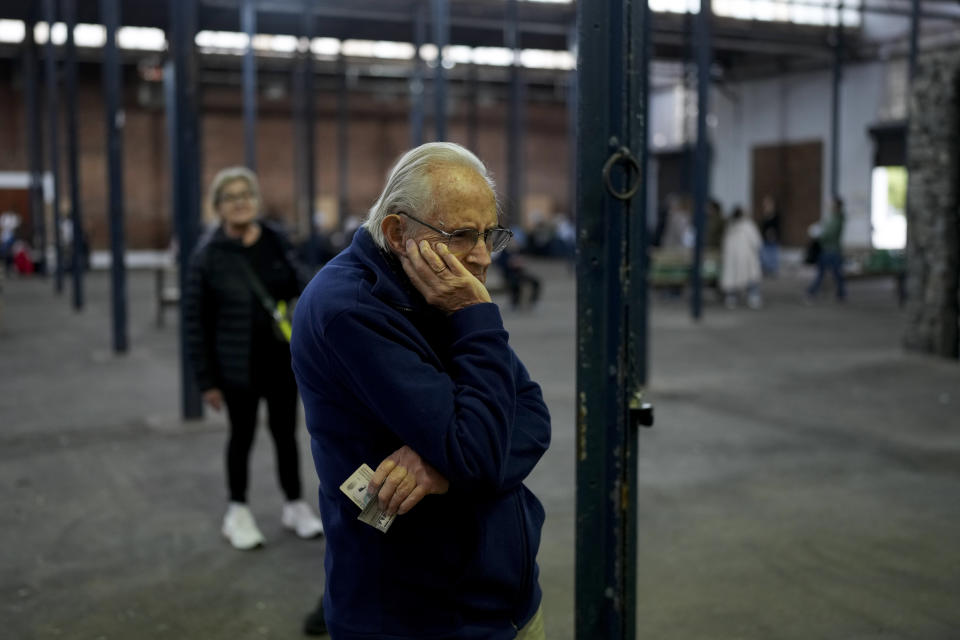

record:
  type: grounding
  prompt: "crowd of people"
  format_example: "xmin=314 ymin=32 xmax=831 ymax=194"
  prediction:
xmin=653 ymin=192 xmax=847 ymax=309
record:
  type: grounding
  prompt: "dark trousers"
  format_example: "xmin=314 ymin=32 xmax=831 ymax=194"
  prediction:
xmin=807 ymin=250 xmax=846 ymax=300
xmin=222 ymin=369 xmax=301 ymax=504
xmin=507 ymin=271 xmax=542 ymax=309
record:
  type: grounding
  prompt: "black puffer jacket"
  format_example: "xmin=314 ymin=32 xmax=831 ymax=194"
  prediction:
xmin=183 ymin=220 xmax=310 ymax=391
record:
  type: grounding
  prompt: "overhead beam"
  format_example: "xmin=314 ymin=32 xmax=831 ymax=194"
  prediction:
xmin=199 ymin=0 xmax=572 ymax=36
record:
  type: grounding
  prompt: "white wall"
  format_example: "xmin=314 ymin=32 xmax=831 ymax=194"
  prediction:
xmin=648 ymin=58 xmax=906 ymax=248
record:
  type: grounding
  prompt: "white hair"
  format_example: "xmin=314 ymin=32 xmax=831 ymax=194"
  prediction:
xmin=207 ymin=166 xmax=261 ymax=211
xmin=362 ymin=142 xmax=498 ymax=249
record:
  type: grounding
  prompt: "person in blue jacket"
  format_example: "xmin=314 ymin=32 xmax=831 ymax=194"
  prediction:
xmin=291 ymin=142 xmax=551 ymax=640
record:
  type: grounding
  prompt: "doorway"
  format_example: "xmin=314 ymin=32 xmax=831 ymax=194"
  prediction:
xmin=751 ymin=140 xmax=822 ymax=247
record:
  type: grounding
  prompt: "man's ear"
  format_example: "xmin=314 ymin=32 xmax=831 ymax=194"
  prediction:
xmin=381 ymin=214 xmax=406 ymax=255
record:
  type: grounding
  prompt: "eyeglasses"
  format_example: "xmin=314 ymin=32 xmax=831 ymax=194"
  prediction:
xmin=399 ymin=212 xmax=513 ymax=254
xmin=218 ymin=190 xmax=255 ymax=206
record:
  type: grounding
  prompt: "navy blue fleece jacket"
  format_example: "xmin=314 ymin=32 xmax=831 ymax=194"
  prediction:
xmin=291 ymin=228 xmax=551 ymax=639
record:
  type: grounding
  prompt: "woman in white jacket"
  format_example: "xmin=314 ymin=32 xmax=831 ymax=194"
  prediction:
xmin=720 ymin=206 xmax=763 ymax=309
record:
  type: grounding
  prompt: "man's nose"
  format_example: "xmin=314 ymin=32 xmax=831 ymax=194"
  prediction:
xmin=466 ymin=237 xmax=491 ymax=266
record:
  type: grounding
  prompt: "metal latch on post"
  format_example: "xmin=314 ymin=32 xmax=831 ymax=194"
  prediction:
xmin=628 ymin=391 xmax=654 ymax=429
xmin=602 ymin=144 xmax=642 ymax=201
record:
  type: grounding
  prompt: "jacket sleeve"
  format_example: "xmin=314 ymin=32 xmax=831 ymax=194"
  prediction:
xmin=322 ymin=301 xmax=550 ymax=494
xmin=497 ymin=359 xmax=551 ymax=491
xmin=182 ymin=249 xmax=218 ymax=392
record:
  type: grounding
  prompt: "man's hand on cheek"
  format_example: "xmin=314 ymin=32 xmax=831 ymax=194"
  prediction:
xmin=400 ymin=239 xmax=492 ymax=313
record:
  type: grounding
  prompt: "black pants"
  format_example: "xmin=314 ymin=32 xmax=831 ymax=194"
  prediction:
xmin=222 ymin=368 xmax=301 ymax=504
xmin=507 ymin=271 xmax=541 ymax=309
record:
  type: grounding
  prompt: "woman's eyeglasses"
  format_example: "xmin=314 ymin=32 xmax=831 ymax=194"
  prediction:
xmin=218 ymin=190 xmax=255 ymax=206
xmin=399 ymin=212 xmax=513 ymax=254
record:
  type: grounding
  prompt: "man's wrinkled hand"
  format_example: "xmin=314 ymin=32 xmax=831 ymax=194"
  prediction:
xmin=400 ymin=239 xmax=491 ymax=314
xmin=367 ymin=445 xmax=450 ymax=516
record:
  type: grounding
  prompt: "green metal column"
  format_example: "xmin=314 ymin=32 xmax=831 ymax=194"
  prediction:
xmin=43 ymin=0 xmax=63 ymax=292
xmin=101 ymin=0 xmax=128 ymax=353
xmin=167 ymin=0 xmax=202 ymax=417
xmin=575 ymin=0 xmax=652 ymax=638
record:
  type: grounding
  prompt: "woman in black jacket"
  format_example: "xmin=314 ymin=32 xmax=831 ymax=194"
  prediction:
xmin=184 ymin=166 xmax=323 ymax=550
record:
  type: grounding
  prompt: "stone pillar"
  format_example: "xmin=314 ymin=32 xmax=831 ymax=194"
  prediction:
xmin=903 ymin=50 xmax=960 ymax=360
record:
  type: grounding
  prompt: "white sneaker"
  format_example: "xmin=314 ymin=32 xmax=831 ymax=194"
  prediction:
xmin=222 ymin=503 xmax=266 ymax=550
xmin=282 ymin=500 xmax=325 ymax=539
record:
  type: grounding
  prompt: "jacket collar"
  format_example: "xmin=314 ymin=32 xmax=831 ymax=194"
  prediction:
xmin=349 ymin=227 xmax=433 ymax=314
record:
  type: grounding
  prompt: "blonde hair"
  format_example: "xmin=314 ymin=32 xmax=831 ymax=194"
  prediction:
xmin=207 ymin=166 xmax=261 ymax=213
xmin=362 ymin=142 xmax=498 ymax=249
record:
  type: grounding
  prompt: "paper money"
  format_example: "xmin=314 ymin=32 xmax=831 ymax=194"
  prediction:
xmin=338 ymin=463 xmax=396 ymax=533
xmin=339 ymin=463 xmax=375 ymax=509
xmin=358 ymin=494 xmax=396 ymax=533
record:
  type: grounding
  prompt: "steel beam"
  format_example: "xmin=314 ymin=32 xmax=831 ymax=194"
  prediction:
xmin=467 ymin=63 xmax=479 ymax=152
xmin=624 ymin=1 xmax=653 ymax=634
xmin=830 ymin=4 xmax=844 ymax=201
xmin=199 ymin=0 xmax=960 ymax=27
xmin=24 ymin=8 xmax=46 ymax=271
xmin=43 ymin=0 xmax=63 ymax=293
xmin=574 ymin=0 xmax=650 ymax=637
xmin=566 ymin=21 xmax=577 ymax=226
xmin=337 ymin=55 xmax=349 ymax=225
xmin=505 ymin=0 xmax=523 ymax=225
xmin=691 ymin=0 xmax=712 ymax=321
xmin=167 ymin=0 xmax=203 ymax=417
xmin=410 ymin=0 xmax=426 ymax=148
xmin=908 ymin=0 xmax=920 ymax=86
xmin=101 ymin=0 xmax=128 ymax=353
xmin=301 ymin=3 xmax=318 ymax=239
xmin=431 ymin=0 xmax=449 ymax=141
xmin=63 ymin=0 xmax=84 ymax=310
xmin=199 ymin=0 xmax=572 ymax=38
xmin=241 ymin=0 xmax=257 ymax=171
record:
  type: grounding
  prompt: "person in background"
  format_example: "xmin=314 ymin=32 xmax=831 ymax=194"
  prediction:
xmin=1 ymin=211 xmax=21 ymax=277
xmin=495 ymin=237 xmax=542 ymax=310
xmin=184 ymin=166 xmax=324 ymax=550
xmin=292 ymin=142 xmax=551 ymax=639
xmin=759 ymin=195 xmax=781 ymax=278
xmin=806 ymin=196 xmax=847 ymax=303
xmin=720 ymin=206 xmax=763 ymax=309
xmin=704 ymin=198 xmax=726 ymax=253
xmin=661 ymin=194 xmax=693 ymax=250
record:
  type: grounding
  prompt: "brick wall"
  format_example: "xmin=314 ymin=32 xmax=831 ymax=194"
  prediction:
xmin=3 ymin=78 xmax=570 ymax=250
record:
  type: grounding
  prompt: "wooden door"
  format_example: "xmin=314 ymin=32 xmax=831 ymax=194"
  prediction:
xmin=751 ymin=140 xmax=822 ymax=247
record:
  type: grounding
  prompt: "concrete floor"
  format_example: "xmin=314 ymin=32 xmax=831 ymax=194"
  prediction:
xmin=1 ymin=261 xmax=958 ymax=639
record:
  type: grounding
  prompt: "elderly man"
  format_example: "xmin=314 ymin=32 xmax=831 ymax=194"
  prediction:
xmin=291 ymin=142 xmax=551 ymax=639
